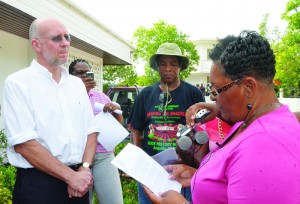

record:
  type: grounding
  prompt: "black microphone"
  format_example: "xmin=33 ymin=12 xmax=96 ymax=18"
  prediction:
xmin=194 ymin=131 xmax=209 ymax=145
xmin=177 ymin=131 xmax=209 ymax=150
xmin=177 ymin=136 xmax=193 ymax=151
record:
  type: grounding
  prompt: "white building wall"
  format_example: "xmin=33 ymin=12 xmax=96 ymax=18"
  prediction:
xmin=0 ymin=30 xmax=31 ymax=130
xmin=3 ymin=0 xmax=134 ymax=63
xmin=185 ymin=39 xmax=217 ymax=87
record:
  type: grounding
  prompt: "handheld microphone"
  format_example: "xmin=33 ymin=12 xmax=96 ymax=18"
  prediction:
xmin=194 ymin=131 xmax=209 ymax=144
xmin=177 ymin=136 xmax=192 ymax=151
xmin=177 ymin=131 xmax=209 ymax=150
xmin=176 ymin=109 xmax=211 ymax=138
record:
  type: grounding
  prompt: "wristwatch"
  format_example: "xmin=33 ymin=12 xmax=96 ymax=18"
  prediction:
xmin=82 ymin=162 xmax=92 ymax=169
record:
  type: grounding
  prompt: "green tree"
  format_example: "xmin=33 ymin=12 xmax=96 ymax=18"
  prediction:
xmin=259 ymin=13 xmax=283 ymax=43
xmin=273 ymin=0 xmax=300 ymax=96
xmin=282 ymin=0 xmax=300 ymax=30
xmin=132 ymin=20 xmax=200 ymax=86
xmin=102 ymin=65 xmax=138 ymax=90
xmin=259 ymin=13 xmax=270 ymax=38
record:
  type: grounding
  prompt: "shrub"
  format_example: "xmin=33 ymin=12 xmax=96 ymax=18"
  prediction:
xmin=0 ymin=165 xmax=15 ymax=192
xmin=0 ymin=129 xmax=8 ymax=164
xmin=0 ymin=129 xmax=15 ymax=204
xmin=0 ymin=183 xmax=12 ymax=204
xmin=121 ymin=175 xmax=138 ymax=204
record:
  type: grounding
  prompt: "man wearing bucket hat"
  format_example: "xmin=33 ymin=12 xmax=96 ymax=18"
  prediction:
xmin=129 ymin=42 xmax=205 ymax=204
xmin=149 ymin=42 xmax=190 ymax=71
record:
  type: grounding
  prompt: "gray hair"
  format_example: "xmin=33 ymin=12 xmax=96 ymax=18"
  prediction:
xmin=29 ymin=19 xmax=40 ymax=40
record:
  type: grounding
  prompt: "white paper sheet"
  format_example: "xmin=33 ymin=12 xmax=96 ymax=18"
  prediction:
xmin=111 ymin=143 xmax=182 ymax=196
xmin=94 ymin=112 xmax=129 ymax=151
xmin=94 ymin=102 xmax=122 ymax=114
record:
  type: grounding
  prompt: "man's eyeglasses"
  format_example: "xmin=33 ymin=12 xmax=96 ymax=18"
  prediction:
xmin=159 ymin=86 xmax=172 ymax=117
xmin=209 ymin=79 xmax=242 ymax=98
xmin=36 ymin=34 xmax=71 ymax=43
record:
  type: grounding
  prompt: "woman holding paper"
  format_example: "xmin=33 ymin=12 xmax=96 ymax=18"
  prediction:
xmin=143 ymin=31 xmax=300 ymax=203
xmin=69 ymin=59 xmax=124 ymax=204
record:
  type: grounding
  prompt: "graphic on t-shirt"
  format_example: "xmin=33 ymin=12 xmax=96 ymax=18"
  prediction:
xmin=144 ymin=105 xmax=187 ymax=152
xmin=147 ymin=123 xmax=178 ymax=151
xmin=147 ymin=123 xmax=177 ymax=142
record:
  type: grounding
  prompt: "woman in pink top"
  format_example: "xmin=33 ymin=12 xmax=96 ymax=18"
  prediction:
xmin=69 ymin=59 xmax=124 ymax=204
xmin=143 ymin=31 xmax=300 ymax=204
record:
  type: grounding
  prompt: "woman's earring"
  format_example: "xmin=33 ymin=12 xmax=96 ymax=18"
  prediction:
xmin=247 ymin=104 xmax=252 ymax=110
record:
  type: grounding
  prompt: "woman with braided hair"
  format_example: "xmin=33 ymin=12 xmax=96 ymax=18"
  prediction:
xmin=143 ymin=31 xmax=300 ymax=204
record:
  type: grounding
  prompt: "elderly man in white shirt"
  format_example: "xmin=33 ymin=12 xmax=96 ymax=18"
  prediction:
xmin=3 ymin=17 xmax=98 ymax=204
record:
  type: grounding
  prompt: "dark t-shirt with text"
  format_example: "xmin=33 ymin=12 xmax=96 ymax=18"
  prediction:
xmin=129 ymin=81 xmax=205 ymax=156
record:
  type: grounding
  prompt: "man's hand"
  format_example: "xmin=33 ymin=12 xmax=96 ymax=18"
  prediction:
xmin=143 ymin=185 xmax=186 ymax=204
xmin=68 ymin=186 xmax=82 ymax=198
xmin=67 ymin=170 xmax=93 ymax=197
xmin=164 ymin=164 xmax=197 ymax=188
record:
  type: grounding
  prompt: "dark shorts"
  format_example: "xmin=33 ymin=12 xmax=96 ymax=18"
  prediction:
xmin=13 ymin=167 xmax=89 ymax=204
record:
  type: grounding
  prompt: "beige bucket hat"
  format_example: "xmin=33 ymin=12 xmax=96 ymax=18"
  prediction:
xmin=149 ymin=42 xmax=189 ymax=71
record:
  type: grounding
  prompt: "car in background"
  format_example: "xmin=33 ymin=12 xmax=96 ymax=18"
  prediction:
xmin=105 ymin=85 xmax=144 ymax=130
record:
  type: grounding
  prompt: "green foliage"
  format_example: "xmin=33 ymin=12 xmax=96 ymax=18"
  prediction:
xmin=0 ymin=165 xmax=16 ymax=192
xmin=272 ymin=0 xmax=300 ymax=95
xmin=103 ymin=65 xmax=138 ymax=89
xmin=258 ymin=0 xmax=300 ymax=95
xmin=259 ymin=13 xmax=270 ymax=37
xmin=0 ymin=129 xmax=8 ymax=164
xmin=259 ymin=13 xmax=283 ymax=43
xmin=282 ymin=0 xmax=300 ymax=30
xmin=132 ymin=20 xmax=200 ymax=85
xmin=121 ymin=175 xmax=138 ymax=204
xmin=273 ymin=31 xmax=300 ymax=95
xmin=0 ymin=182 xmax=12 ymax=204
xmin=0 ymin=130 xmax=15 ymax=204
xmin=135 ymin=66 xmax=160 ymax=86
xmin=114 ymin=141 xmax=129 ymax=155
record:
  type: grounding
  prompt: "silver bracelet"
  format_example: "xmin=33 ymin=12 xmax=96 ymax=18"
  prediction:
xmin=183 ymin=201 xmax=192 ymax=204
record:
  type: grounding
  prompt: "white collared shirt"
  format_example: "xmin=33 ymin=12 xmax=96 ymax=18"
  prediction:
xmin=3 ymin=60 xmax=99 ymax=168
